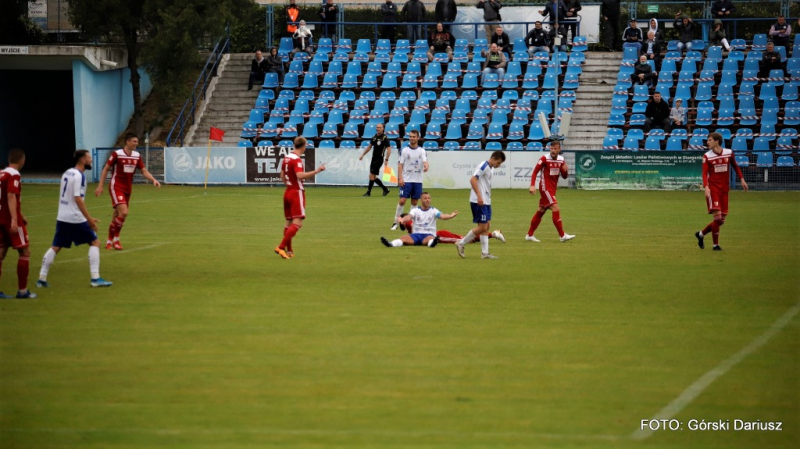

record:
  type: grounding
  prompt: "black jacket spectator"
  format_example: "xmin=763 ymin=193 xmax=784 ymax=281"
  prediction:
xmin=760 ymin=44 xmax=783 ymax=77
xmin=491 ymin=30 xmax=511 ymax=55
xmin=403 ymin=0 xmax=426 ymax=22
xmin=435 ymin=0 xmax=458 ymax=24
xmin=563 ymin=0 xmax=582 ymax=40
xmin=381 ymin=1 xmax=398 ymax=41
xmin=674 ymin=17 xmax=695 ymax=44
xmin=540 ymin=0 xmax=567 ymax=23
xmin=710 ymin=0 xmax=735 ymax=17
xmin=640 ymin=36 xmax=662 ymax=60
xmin=769 ymin=17 xmax=792 ymax=50
xmin=631 ymin=59 xmax=655 ymax=86
xmin=525 ymin=26 xmax=550 ymax=48
xmin=429 ymin=29 xmax=455 ymax=52
xmin=248 ymin=52 xmax=269 ymax=90
xmin=477 ymin=0 xmax=501 ymax=21
xmin=601 ymin=0 xmax=621 ymax=50
xmin=319 ymin=0 xmax=339 ymax=39
xmin=622 ymin=25 xmax=642 ymax=45
xmin=645 ymin=94 xmax=671 ymax=133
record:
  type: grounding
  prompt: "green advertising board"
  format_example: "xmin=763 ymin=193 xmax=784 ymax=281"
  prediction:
xmin=647 ymin=5 xmax=659 ymax=14
xmin=575 ymin=151 xmax=704 ymax=190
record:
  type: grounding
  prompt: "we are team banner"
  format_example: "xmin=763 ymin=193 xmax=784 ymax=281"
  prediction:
xmin=574 ymin=151 xmax=704 ymax=190
xmin=453 ymin=5 xmax=601 ymax=44
xmin=164 ymin=147 xmax=548 ymax=188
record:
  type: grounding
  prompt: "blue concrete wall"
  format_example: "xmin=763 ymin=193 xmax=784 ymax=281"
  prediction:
xmin=72 ymin=60 xmax=152 ymax=151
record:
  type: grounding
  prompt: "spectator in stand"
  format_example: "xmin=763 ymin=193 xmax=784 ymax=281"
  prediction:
xmin=286 ymin=0 xmax=300 ymax=38
xmin=622 ymin=19 xmax=643 ymax=55
xmin=769 ymin=16 xmax=792 ymax=55
xmin=674 ymin=13 xmax=696 ymax=53
xmin=428 ymin=22 xmax=454 ymax=61
xmin=645 ymin=91 xmax=671 ymax=134
xmin=319 ymin=0 xmax=339 ymax=43
xmin=292 ymin=20 xmax=313 ymax=55
xmin=710 ymin=0 xmax=735 ymax=19
xmin=631 ymin=54 xmax=656 ymax=88
xmin=563 ymin=0 xmax=582 ymax=44
xmin=709 ymin=19 xmax=731 ymax=51
xmin=382 ymin=0 xmax=399 ymax=42
xmin=435 ymin=0 xmax=458 ymax=34
xmin=477 ymin=0 xmax=502 ymax=41
xmin=248 ymin=49 xmax=268 ymax=90
xmin=647 ymin=18 xmax=665 ymax=47
xmin=601 ymin=0 xmax=621 ymax=51
xmin=548 ymin=22 xmax=568 ymax=53
xmin=491 ymin=25 xmax=511 ymax=56
xmin=525 ymin=21 xmax=550 ymax=57
xmin=641 ymin=31 xmax=662 ymax=70
xmin=670 ymin=98 xmax=687 ymax=130
xmin=265 ymin=47 xmax=285 ymax=84
xmin=760 ymin=41 xmax=783 ymax=77
xmin=539 ymin=0 xmax=567 ymax=28
xmin=403 ymin=0 xmax=427 ymax=45
xmin=481 ymin=43 xmax=507 ymax=82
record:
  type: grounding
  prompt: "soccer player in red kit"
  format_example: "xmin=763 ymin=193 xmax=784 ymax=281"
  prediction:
xmin=275 ymin=137 xmax=326 ymax=259
xmin=525 ymin=140 xmax=575 ymax=242
xmin=95 ymin=133 xmax=161 ymax=250
xmin=0 ymin=149 xmax=36 ymax=298
xmin=695 ymin=132 xmax=749 ymax=251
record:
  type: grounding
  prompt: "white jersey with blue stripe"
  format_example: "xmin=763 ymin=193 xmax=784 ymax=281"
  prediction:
xmin=469 ymin=160 xmax=493 ymax=205
xmin=57 ymin=168 xmax=87 ymax=224
xmin=409 ymin=206 xmax=441 ymax=235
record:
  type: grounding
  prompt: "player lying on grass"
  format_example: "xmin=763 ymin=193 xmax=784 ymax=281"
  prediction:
xmin=380 ymin=192 xmax=457 ymax=248
xmin=397 ymin=213 xmax=506 ymax=244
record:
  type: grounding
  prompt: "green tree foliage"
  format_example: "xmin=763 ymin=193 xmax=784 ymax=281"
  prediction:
xmin=69 ymin=0 xmax=252 ymax=137
xmin=0 ymin=0 xmax=45 ymax=45
xmin=230 ymin=3 xmax=267 ymax=53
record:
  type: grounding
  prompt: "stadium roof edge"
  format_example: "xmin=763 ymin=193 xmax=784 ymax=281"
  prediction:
xmin=0 ymin=45 xmax=128 ymax=72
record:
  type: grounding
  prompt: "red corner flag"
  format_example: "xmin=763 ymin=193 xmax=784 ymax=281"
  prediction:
xmin=209 ymin=127 xmax=225 ymax=142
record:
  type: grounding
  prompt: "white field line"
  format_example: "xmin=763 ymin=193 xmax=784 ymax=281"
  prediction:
xmin=46 ymin=243 xmax=169 ymax=265
xmin=0 ymin=426 xmax=625 ymax=441
xmin=630 ymin=301 xmax=800 ymax=441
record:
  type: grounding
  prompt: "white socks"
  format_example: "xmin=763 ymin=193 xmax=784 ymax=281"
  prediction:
xmin=480 ymin=234 xmax=489 ymax=254
xmin=390 ymin=239 xmax=403 ymax=247
xmin=394 ymin=204 xmax=404 ymax=222
xmin=460 ymin=230 xmax=476 ymax=245
xmin=89 ymin=246 xmax=100 ymax=279
xmin=39 ymin=248 xmax=56 ymax=280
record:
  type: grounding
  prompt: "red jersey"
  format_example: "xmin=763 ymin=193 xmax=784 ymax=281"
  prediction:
xmin=282 ymin=153 xmax=304 ymax=190
xmin=0 ymin=167 xmax=22 ymax=225
xmin=702 ymin=148 xmax=743 ymax=193
xmin=107 ymin=149 xmax=145 ymax=193
xmin=531 ymin=154 xmax=567 ymax=193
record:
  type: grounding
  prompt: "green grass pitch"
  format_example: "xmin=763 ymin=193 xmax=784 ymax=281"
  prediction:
xmin=1 ymin=184 xmax=798 ymax=448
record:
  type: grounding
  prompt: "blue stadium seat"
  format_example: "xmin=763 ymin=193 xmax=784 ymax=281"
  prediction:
xmin=317 ymin=38 xmax=333 ymax=54
xmin=752 ymin=137 xmax=771 ymax=152
xmin=632 ymin=85 xmax=649 ymax=102
xmin=714 ymin=128 xmax=732 ymax=144
xmin=238 ymin=140 xmax=253 ymax=147
xmin=445 ymin=121 xmax=462 ymax=140
xmin=755 ymin=152 xmax=773 ymax=167
xmin=752 ymin=34 xmax=768 ymax=51
xmin=735 ymin=155 xmax=749 ymax=168
xmin=602 ymin=136 xmax=619 ymax=150
xmin=776 ymin=156 xmax=795 ymax=167
xmin=608 ymin=113 xmax=625 ymax=127
xmin=731 ymin=137 xmax=749 ymax=153
xmin=687 ymin=136 xmax=705 ymax=150
xmin=644 ymin=136 xmax=662 ymax=151
xmin=336 ymin=38 xmax=352 ymax=54
xmin=622 ymin=136 xmax=640 ymax=151
xmin=526 ymin=141 xmax=543 ymax=151
xmin=664 ymin=137 xmax=683 ymax=151
xmin=485 ymin=142 xmax=503 ymax=150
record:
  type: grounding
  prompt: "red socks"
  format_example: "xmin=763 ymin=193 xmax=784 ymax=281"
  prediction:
xmin=711 ymin=217 xmax=725 ymax=245
xmin=283 ymin=226 xmax=294 ymax=253
xmin=17 ymin=256 xmax=29 ymax=291
xmin=280 ymin=224 xmax=301 ymax=250
xmin=553 ymin=211 xmax=565 ymax=237
xmin=109 ymin=217 xmax=126 ymax=240
xmin=528 ymin=211 xmax=544 ymax=236
xmin=702 ymin=222 xmax=713 ymax=236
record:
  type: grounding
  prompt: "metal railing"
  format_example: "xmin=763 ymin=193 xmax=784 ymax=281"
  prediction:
xmin=165 ymin=34 xmax=230 ymax=147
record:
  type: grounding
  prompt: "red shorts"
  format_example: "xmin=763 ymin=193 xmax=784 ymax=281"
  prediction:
xmin=0 ymin=223 xmax=29 ymax=249
xmin=283 ymin=189 xmax=306 ymax=220
xmin=111 ymin=188 xmax=131 ymax=207
xmin=539 ymin=189 xmax=558 ymax=208
xmin=706 ymin=189 xmax=729 ymax=214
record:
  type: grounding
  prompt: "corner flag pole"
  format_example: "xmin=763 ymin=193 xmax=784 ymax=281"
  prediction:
xmin=204 ymin=138 xmax=212 ymax=194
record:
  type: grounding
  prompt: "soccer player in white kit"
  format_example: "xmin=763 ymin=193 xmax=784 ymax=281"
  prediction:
xmin=456 ymin=151 xmax=506 ymax=259
xmin=380 ymin=192 xmax=458 ymax=247
xmin=37 ymin=151 xmax=113 ymax=288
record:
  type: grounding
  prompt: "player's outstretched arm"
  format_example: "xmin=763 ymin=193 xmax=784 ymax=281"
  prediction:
xmin=94 ymin=164 xmax=111 ymax=196
xmin=141 ymin=168 xmax=161 ymax=188
xmin=297 ymin=163 xmax=326 ymax=180
xmin=440 ymin=210 xmax=458 ymax=220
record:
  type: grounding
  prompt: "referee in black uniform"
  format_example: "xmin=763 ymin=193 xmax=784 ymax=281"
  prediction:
xmin=358 ymin=123 xmax=392 ymax=197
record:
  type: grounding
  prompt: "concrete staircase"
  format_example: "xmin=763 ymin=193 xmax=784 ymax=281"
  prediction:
xmin=564 ymin=51 xmax=622 ymax=151
xmin=187 ymin=53 xmax=258 ymax=147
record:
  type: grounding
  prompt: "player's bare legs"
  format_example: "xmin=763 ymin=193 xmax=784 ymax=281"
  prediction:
xmin=107 ymin=203 xmax=129 ymax=250
xmin=392 ymin=197 xmax=418 ymax=230
xmin=526 ymin=204 xmax=574 ymax=242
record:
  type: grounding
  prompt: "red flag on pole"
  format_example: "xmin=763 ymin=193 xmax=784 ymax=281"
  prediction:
xmin=209 ymin=127 xmax=225 ymax=142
